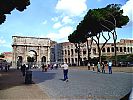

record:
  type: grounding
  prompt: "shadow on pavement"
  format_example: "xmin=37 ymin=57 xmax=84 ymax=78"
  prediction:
xmin=120 ymin=91 xmax=131 ymax=100
xmin=0 ymin=68 xmax=50 ymax=99
xmin=32 ymin=70 xmax=56 ymax=84
xmin=59 ymin=79 xmax=64 ymax=81
xmin=0 ymin=69 xmax=26 ymax=90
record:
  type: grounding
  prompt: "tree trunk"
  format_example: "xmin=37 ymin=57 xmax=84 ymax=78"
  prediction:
xmin=113 ymin=31 xmax=117 ymax=66
xmin=114 ymin=36 xmax=117 ymax=66
xmin=77 ymin=43 xmax=80 ymax=66
xmin=98 ymin=47 xmax=101 ymax=64
xmin=87 ymin=39 xmax=90 ymax=62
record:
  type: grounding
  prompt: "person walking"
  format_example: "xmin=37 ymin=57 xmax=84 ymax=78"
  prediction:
xmin=21 ymin=63 xmax=26 ymax=76
xmin=108 ymin=61 xmax=112 ymax=74
xmin=87 ymin=62 xmax=90 ymax=70
xmin=97 ymin=62 xmax=101 ymax=73
xmin=101 ymin=62 xmax=105 ymax=73
xmin=44 ymin=64 xmax=48 ymax=72
xmin=50 ymin=64 xmax=53 ymax=70
xmin=92 ymin=63 xmax=95 ymax=71
xmin=53 ymin=63 xmax=57 ymax=69
xmin=61 ymin=62 xmax=69 ymax=82
xmin=41 ymin=64 xmax=45 ymax=72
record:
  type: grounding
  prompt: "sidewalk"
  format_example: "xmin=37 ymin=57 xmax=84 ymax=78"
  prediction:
xmin=0 ymin=68 xmax=49 ymax=100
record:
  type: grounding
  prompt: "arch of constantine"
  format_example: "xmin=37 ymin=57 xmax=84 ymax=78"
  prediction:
xmin=12 ymin=36 xmax=51 ymax=67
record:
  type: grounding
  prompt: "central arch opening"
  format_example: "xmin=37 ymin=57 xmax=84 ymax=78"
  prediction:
xmin=27 ymin=50 xmax=37 ymax=68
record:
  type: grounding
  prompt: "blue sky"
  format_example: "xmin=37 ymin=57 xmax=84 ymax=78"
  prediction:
xmin=0 ymin=0 xmax=132 ymax=53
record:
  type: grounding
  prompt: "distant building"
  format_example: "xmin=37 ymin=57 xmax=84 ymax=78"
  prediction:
xmin=53 ymin=39 xmax=133 ymax=65
xmin=3 ymin=52 xmax=12 ymax=63
xmin=50 ymin=41 xmax=57 ymax=63
xmin=50 ymin=41 xmax=63 ymax=63
xmin=10 ymin=36 xmax=133 ymax=67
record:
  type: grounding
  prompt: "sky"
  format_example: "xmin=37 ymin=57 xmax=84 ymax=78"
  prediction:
xmin=0 ymin=0 xmax=132 ymax=53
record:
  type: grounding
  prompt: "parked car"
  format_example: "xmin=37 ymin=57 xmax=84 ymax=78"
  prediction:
xmin=118 ymin=62 xmax=127 ymax=67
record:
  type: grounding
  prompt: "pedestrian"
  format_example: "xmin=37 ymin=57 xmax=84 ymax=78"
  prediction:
xmin=87 ymin=62 xmax=90 ymax=70
xmin=108 ymin=61 xmax=112 ymax=74
xmin=97 ymin=62 xmax=101 ymax=73
xmin=92 ymin=63 xmax=95 ymax=71
xmin=44 ymin=64 xmax=48 ymax=72
xmin=55 ymin=64 xmax=58 ymax=69
xmin=102 ymin=62 xmax=105 ymax=73
xmin=61 ymin=62 xmax=69 ymax=82
xmin=21 ymin=63 xmax=26 ymax=76
xmin=50 ymin=64 xmax=53 ymax=70
xmin=41 ymin=64 xmax=45 ymax=72
xmin=47 ymin=64 xmax=50 ymax=69
xmin=4 ymin=60 xmax=8 ymax=72
xmin=0 ymin=62 xmax=2 ymax=70
xmin=7 ymin=63 xmax=10 ymax=70
xmin=53 ymin=63 xmax=57 ymax=69
xmin=26 ymin=64 xmax=29 ymax=70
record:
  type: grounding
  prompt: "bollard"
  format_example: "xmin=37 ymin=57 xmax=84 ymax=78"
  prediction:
xmin=25 ymin=70 xmax=32 ymax=84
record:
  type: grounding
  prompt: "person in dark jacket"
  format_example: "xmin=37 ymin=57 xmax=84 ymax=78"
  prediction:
xmin=102 ymin=62 xmax=105 ymax=73
xmin=21 ymin=64 xmax=26 ymax=76
xmin=41 ymin=64 xmax=45 ymax=72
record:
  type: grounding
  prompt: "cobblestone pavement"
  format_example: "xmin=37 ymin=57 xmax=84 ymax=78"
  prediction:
xmin=0 ymin=68 xmax=49 ymax=100
xmin=33 ymin=68 xmax=133 ymax=100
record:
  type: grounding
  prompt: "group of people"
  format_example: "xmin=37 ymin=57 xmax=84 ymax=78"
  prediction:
xmin=41 ymin=64 xmax=48 ymax=72
xmin=0 ymin=60 xmax=11 ymax=72
xmin=41 ymin=62 xmax=69 ymax=82
xmin=88 ymin=61 xmax=113 ymax=74
xmin=41 ymin=63 xmax=62 ymax=72
xmin=21 ymin=61 xmax=113 ymax=83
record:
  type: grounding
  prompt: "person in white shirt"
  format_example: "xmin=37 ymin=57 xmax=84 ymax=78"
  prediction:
xmin=53 ymin=63 xmax=57 ymax=69
xmin=87 ymin=62 xmax=90 ymax=70
xmin=108 ymin=61 xmax=112 ymax=74
xmin=61 ymin=62 xmax=69 ymax=82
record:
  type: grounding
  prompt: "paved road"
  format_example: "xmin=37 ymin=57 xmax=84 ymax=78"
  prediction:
xmin=32 ymin=68 xmax=133 ymax=100
xmin=0 ymin=68 xmax=49 ymax=100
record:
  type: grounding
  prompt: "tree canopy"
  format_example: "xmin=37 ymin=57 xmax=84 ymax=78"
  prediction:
xmin=76 ymin=4 xmax=129 ymax=37
xmin=68 ymin=30 xmax=87 ymax=44
xmin=68 ymin=4 xmax=129 ymax=64
xmin=0 ymin=53 xmax=5 ymax=58
xmin=0 ymin=0 xmax=30 ymax=24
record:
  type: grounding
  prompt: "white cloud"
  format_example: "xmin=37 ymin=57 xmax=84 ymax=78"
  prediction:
xmin=42 ymin=20 xmax=47 ymax=25
xmin=46 ymin=26 xmax=73 ymax=42
xmin=2 ymin=44 xmax=12 ymax=48
xmin=0 ymin=38 xmax=11 ymax=48
xmin=53 ymin=22 xmax=62 ymax=29
xmin=122 ymin=0 xmax=133 ymax=23
xmin=51 ymin=17 xmax=59 ymax=22
xmin=58 ymin=26 xmax=73 ymax=37
xmin=0 ymin=39 xmax=6 ymax=44
xmin=56 ymin=0 xmax=87 ymax=16
xmin=62 ymin=16 xmax=73 ymax=24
